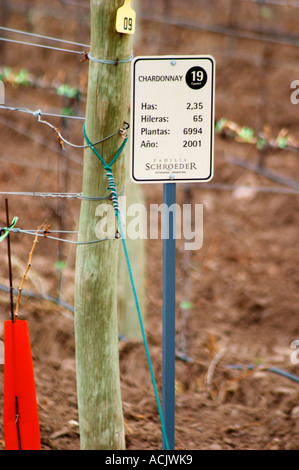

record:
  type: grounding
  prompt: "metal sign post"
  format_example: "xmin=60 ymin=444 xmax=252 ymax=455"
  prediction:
xmin=162 ymin=182 xmax=176 ymax=450
xmin=130 ymin=55 xmax=215 ymax=449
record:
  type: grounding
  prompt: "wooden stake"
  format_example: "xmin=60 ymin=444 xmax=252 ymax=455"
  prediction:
xmin=74 ymin=0 xmax=133 ymax=450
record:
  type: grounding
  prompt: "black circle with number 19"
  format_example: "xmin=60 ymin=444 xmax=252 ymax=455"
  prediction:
xmin=185 ymin=66 xmax=208 ymax=90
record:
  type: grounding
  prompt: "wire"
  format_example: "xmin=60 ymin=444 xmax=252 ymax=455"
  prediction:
xmin=245 ymin=0 xmax=299 ymax=7
xmin=227 ymin=365 xmax=299 ymax=385
xmin=37 ymin=114 xmax=128 ymax=149
xmin=228 ymin=156 xmax=299 ymax=191
xmin=34 ymin=112 xmax=84 ymax=120
xmin=0 ymin=31 xmax=133 ymax=64
xmin=0 ymin=26 xmax=90 ymax=48
xmin=0 ymin=116 xmax=84 ymax=167
xmin=0 ymin=282 xmax=74 ymax=317
xmin=200 ymin=183 xmax=299 ymax=195
xmin=0 ymin=105 xmax=129 ymax=149
xmin=0 ymin=192 xmax=92 ymax=199
xmin=88 ymin=52 xmax=134 ymax=65
xmin=59 ymin=0 xmax=90 ymax=8
xmin=141 ymin=13 xmax=299 ymax=48
xmin=0 ymin=37 xmax=86 ymax=55
xmin=0 ymin=105 xmax=87 ymax=149
xmin=0 ymin=105 xmax=85 ymax=121
xmin=6 ymin=227 xmax=118 ymax=245
xmin=0 ymin=188 xmax=125 ymax=200
xmin=0 ymin=192 xmax=81 ymax=199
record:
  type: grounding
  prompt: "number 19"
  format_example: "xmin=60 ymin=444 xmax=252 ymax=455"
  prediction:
xmin=191 ymin=70 xmax=204 ymax=82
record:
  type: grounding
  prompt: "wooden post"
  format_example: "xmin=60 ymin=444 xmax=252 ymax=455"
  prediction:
xmin=74 ymin=0 xmax=133 ymax=450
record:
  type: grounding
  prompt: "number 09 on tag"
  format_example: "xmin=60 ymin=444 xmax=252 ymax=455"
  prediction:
xmin=116 ymin=0 xmax=136 ymax=35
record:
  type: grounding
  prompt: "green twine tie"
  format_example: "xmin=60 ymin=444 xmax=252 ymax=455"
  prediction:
xmin=83 ymin=123 xmax=170 ymax=450
xmin=0 ymin=216 xmax=18 ymax=242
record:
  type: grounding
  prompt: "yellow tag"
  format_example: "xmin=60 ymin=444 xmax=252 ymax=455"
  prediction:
xmin=116 ymin=0 xmax=136 ymax=35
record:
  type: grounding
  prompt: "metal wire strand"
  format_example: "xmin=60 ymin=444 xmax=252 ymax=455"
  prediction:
xmin=0 ymin=105 xmax=85 ymax=120
xmin=141 ymin=13 xmax=299 ymax=48
xmin=87 ymin=52 xmax=134 ymax=65
xmin=4 ymin=227 xmax=119 ymax=245
xmin=0 ymin=187 xmax=126 ymax=200
xmin=0 ymin=26 xmax=90 ymax=48
xmin=0 ymin=36 xmax=87 ymax=55
xmin=0 ymin=105 xmax=130 ymax=149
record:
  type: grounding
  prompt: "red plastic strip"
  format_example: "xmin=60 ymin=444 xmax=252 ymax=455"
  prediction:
xmin=4 ymin=319 xmax=40 ymax=450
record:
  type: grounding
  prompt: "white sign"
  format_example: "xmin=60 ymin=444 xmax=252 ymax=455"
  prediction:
xmin=130 ymin=55 xmax=215 ymax=184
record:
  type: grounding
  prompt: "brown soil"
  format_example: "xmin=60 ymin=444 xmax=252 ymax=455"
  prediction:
xmin=1 ymin=0 xmax=299 ymax=451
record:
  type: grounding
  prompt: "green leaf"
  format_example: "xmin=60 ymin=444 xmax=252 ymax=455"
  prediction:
xmin=260 ymin=6 xmax=272 ymax=19
xmin=257 ymin=137 xmax=266 ymax=150
xmin=277 ymin=136 xmax=288 ymax=149
xmin=253 ymin=356 xmax=263 ymax=366
xmin=14 ymin=69 xmax=30 ymax=86
xmin=61 ymin=107 xmax=74 ymax=116
xmin=54 ymin=260 xmax=66 ymax=271
xmin=215 ymin=118 xmax=227 ymax=133
xmin=57 ymin=84 xmax=80 ymax=99
xmin=239 ymin=126 xmax=255 ymax=143
xmin=3 ymin=67 xmax=12 ymax=79
xmin=0 ymin=216 xmax=18 ymax=242
xmin=180 ymin=301 xmax=193 ymax=310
